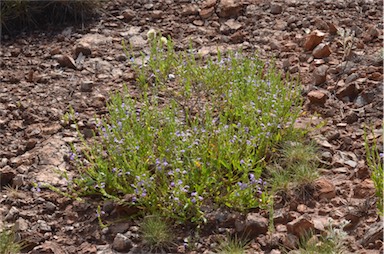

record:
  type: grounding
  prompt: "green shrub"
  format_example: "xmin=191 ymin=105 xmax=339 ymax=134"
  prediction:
xmin=70 ymin=36 xmax=302 ymax=223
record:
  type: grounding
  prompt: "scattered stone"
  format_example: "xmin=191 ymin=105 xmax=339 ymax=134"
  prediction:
xmin=112 ymin=233 xmax=133 ymax=252
xmin=37 ymin=219 xmax=52 ymax=232
xmin=151 ymin=10 xmax=163 ymax=19
xmin=0 ymin=166 xmax=15 ymax=187
xmin=122 ymin=8 xmax=136 ymax=21
xmin=74 ymin=43 xmax=91 ymax=58
xmin=5 ymin=206 xmax=19 ymax=222
xmin=80 ymin=80 xmax=94 ymax=92
xmin=30 ymin=241 xmax=66 ymax=254
xmin=53 ymin=54 xmax=77 ymax=70
xmin=287 ymin=215 xmax=315 ymax=237
xmin=344 ymin=111 xmax=358 ymax=124
xmin=240 ymin=213 xmax=269 ymax=237
xmin=12 ymin=173 xmax=25 ymax=187
xmin=327 ymin=22 xmax=338 ymax=35
xmin=304 ymin=30 xmax=325 ymax=51
xmin=308 ymin=90 xmax=327 ymax=105
xmin=363 ymin=25 xmax=380 ymax=42
xmin=200 ymin=7 xmax=215 ymax=19
xmin=181 ymin=5 xmax=199 ymax=16
xmin=15 ymin=217 xmax=29 ymax=231
xmin=224 ymin=19 xmax=242 ymax=31
xmin=312 ymin=216 xmax=329 ymax=232
xmin=283 ymin=233 xmax=298 ymax=249
xmin=358 ymin=221 xmax=383 ymax=247
xmin=312 ymin=43 xmax=331 ymax=58
xmin=336 ymin=83 xmax=358 ymax=101
xmin=217 ymin=0 xmax=243 ymax=18
xmin=45 ymin=201 xmax=57 ymax=213
xmin=314 ymin=178 xmax=336 ymax=200
xmin=353 ymin=179 xmax=375 ymax=198
xmin=345 ymin=73 xmax=359 ymax=84
xmin=129 ymin=35 xmax=147 ymax=49
xmin=313 ymin=64 xmax=328 ymax=85
xmin=270 ymin=3 xmax=283 ymax=14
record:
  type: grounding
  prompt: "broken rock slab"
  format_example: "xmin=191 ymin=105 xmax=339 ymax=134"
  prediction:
xmin=304 ymin=30 xmax=325 ymax=51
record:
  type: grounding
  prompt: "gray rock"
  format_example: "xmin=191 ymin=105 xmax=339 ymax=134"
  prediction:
xmin=270 ymin=3 xmax=283 ymax=14
xmin=358 ymin=221 xmax=383 ymax=247
xmin=45 ymin=201 xmax=57 ymax=213
xmin=12 ymin=174 xmax=25 ymax=187
xmin=313 ymin=65 xmax=328 ymax=85
xmin=80 ymin=80 xmax=94 ymax=92
xmin=15 ymin=217 xmax=29 ymax=231
xmin=37 ymin=219 xmax=52 ymax=232
xmin=129 ymin=35 xmax=147 ymax=49
xmin=5 ymin=206 xmax=19 ymax=221
xmin=112 ymin=233 xmax=133 ymax=252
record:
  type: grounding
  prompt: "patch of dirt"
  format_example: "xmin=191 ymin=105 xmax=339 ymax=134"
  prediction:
xmin=0 ymin=0 xmax=382 ymax=253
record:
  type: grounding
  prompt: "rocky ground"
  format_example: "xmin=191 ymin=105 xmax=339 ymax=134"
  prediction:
xmin=0 ymin=0 xmax=383 ymax=253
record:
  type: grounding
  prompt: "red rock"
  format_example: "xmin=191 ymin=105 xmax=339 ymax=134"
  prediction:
xmin=200 ymin=7 xmax=215 ymax=19
xmin=287 ymin=215 xmax=314 ymax=237
xmin=336 ymin=83 xmax=358 ymax=101
xmin=312 ymin=43 xmax=331 ymax=58
xmin=74 ymin=42 xmax=91 ymax=58
xmin=314 ymin=178 xmax=336 ymax=200
xmin=327 ymin=22 xmax=338 ymax=35
xmin=304 ymin=30 xmax=325 ymax=51
xmin=353 ymin=179 xmax=375 ymax=198
xmin=53 ymin=54 xmax=77 ymax=70
xmin=151 ymin=10 xmax=163 ymax=19
xmin=217 ymin=0 xmax=243 ymax=18
xmin=122 ymin=8 xmax=135 ymax=21
xmin=239 ymin=213 xmax=269 ymax=237
xmin=313 ymin=64 xmax=328 ymax=85
xmin=181 ymin=5 xmax=199 ymax=16
xmin=308 ymin=90 xmax=328 ymax=105
xmin=201 ymin=0 xmax=217 ymax=9
xmin=363 ymin=25 xmax=380 ymax=42
xmin=369 ymin=72 xmax=382 ymax=81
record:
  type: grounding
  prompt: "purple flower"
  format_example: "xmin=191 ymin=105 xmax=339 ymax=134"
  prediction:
xmin=191 ymin=192 xmax=197 ymax=197
xmin=69 ymin=152 xmax=76 ymax=161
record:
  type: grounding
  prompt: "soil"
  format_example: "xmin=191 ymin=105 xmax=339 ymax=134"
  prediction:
xmin=0 ymin=0 xmax=383 ymax=253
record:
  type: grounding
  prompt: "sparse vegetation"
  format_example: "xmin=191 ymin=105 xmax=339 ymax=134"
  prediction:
xmin=0 ymin=227 xmax=23 ymax=254
xmin=364 ymin=128 xmax=383 ymax=216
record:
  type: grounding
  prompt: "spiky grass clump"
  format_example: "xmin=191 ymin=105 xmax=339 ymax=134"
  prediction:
xmin=216 ymin=234 xmax=249 ymax=254
xmin=140 ymin=215 xmax=174 ymax=251
xmin=269 ymin=141 xmax=319 ymax=194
